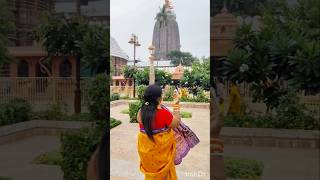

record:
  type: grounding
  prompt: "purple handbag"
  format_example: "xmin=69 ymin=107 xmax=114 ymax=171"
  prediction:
xmin=161 ymin=105 xmax=200 ymax=165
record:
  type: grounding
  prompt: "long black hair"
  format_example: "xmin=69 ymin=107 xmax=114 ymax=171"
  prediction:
xmin=141 ymin=84 xmax=162 ymax=141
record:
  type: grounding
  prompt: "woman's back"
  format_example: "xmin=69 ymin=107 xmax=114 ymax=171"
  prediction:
xmin=139 ymin=107 xmax=173 ymax=130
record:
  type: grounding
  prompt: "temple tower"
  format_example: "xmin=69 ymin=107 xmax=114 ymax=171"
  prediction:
xmin=152 ymin=0 xmax=180 ymax=61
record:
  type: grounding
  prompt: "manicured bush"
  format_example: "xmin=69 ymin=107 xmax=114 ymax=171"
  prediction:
xmin=180 ymin=111 xmax=192 ymax=118
xmin=110 ymin=118 xmax=122 ymax=129
xmin=110 ymin=93 xmax=120 ymax=101
xmin=137 ymin=85 xmax=147 ymax=100
xmin=60 ymin=127 xmax=101 ymax=180
xmin=0 ymin=99 xmax=31 ymax=126
xmin=225 ymin=156 xmax=264 ymax=179
xmin=129 ymin=101 xmax=141 ymax=123
xmin=193 ymin=90 xmax=210 ymax=102
xmin=163 ymin=86 xmax=174 ymax=101
xmin=32 ymin=150 xmax=62 ymax=166
xmin=88 ymin=74 xmax=109 ymax=130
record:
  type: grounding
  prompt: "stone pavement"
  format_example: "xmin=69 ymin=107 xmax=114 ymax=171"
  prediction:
xmin=224 ymin=145 xmax=320 ymax=180
xmin=0 ymin=135 xmax=63 ymax=180
xmin=110 ymin=104 xmax=211 ymax=180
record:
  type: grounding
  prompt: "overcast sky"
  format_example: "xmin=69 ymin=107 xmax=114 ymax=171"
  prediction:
xmin=111 ymin=0 xmax=210 ymax=63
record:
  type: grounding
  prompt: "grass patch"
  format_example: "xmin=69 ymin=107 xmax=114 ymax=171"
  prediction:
xmin=225 ymin=156 xmax=264 ymax=180
xmin=32 ymin=150 xmax=62 ymax=166
xmin=120 ymin=109 xmax=130 ymax=114
xmin=0 ymin=177 xmax=12 ymax=180
xmin=180 ymin=111 xmax=192 ymax=118
xmin=110 ymin=118 xmax=122 ymax=129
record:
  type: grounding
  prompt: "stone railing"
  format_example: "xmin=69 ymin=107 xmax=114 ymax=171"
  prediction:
xmin=212 ymin=127 xmax=320 ymax=149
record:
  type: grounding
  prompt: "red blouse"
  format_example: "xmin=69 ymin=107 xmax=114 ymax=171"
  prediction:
xmin=139 ymin=108 xmax=173 ymax=130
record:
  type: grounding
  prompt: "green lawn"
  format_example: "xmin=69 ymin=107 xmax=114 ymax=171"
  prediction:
xmin=0 ymin=177 xmax=12 ymax=180
xmin=225 ymin=156 xmax=264 ymax=180
xmin=180 ymin=111 xmax=192 ymax=118
xmin=120 ymin=109 xmax=129 ymax=114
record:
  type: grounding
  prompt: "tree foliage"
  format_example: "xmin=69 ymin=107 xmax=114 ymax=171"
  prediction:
xmin=166 ymin=50 xmax=196 ymax=66
xmin=134 ymin=68 xmax=172 ymax=87
xmin=122 ymin=65 xmax=136 ymax=79
xmin=219 ymin=0 xmax=320 ymax=111
xmin=34 ymin=13 xmax=109 ymax=75
xmin=0 ymin=0 xmax=15 ymax=65
xmin=181 ymin=58 xmax=210 ymax=93
xmin=81 ymin=25 xmax=109 ymax=75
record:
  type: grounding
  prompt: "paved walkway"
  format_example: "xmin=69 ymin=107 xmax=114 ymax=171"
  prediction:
xmin=0 ymin=135 xmax=63 ymax=180
xmin=110 ymin=104 xmax=211 ymax=180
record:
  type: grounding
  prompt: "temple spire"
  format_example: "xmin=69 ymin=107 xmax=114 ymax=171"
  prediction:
xmin=221 ymin=1 xmax=228 ymax=13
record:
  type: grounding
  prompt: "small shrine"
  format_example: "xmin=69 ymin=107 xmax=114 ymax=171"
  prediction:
xmin=210 ymin=6 xmax=237 ymax=58
xmin=172 ymin=63 xmax=184 ymax=80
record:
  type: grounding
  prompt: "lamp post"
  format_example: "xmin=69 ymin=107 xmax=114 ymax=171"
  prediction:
xmin=148 ymin=45 xmax=156 ymax=85
xmin=128 ymin=34 xmax=141 ymax=98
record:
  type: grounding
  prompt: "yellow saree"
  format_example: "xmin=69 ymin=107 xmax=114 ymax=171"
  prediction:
xmin=228 ymin=85 xmax=242 ymax=115
xmin=137 ymin=129 xmax=177 ymax=180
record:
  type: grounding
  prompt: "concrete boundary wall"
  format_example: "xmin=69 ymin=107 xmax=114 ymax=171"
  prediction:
xmin=214 ymin=127 xmax=320 ymax=149
xmin=0 ymin=120 xmax=90 ymax=145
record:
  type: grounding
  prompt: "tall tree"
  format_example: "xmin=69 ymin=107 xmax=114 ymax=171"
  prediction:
xmin=34 ymin=14 xmax=109 ymax=113
xmin=166 ymin=50 xmax=196 ymax=66
xmin=81 ymin=25 xmax=109 ymax=75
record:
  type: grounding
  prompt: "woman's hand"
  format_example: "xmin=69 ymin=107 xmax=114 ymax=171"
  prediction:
xmin=173 ymin=90 xmax=180 ymax=105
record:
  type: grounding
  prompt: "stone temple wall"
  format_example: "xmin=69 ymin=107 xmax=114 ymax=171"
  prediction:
xmin=7 ymin=0 xmax=53 ymax=46
xmin=152 ymin=8 xmax=180 ymax=61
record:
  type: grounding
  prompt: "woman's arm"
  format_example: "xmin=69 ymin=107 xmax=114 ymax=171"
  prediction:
xmin=137 ymin=109 xmax=142 ymax=124
xmin=169 ymin=90 xmax=181 ymax=128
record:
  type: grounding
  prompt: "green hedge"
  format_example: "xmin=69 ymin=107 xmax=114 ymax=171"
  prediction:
xmin=60 ymin=128 xmax=101 ymax=180
xmin=129 ymin=101 xmax=141 ymax=123
xmin=110 ymin=118 xmax=122 ymax=129
xmin=180 ymin=111 xmax=192 ymax=118
xmin=0 ymin=99 xmax=31 ymax=126
xmin=224 ymin=112 xmax=319 ymax=130
xmin=0 ymin=177 xmax=12 ymax=180
xmin=225 ymin=156 xmax=264 ymax=179
xmin=110 ymin=93 xmax=120 ymax=101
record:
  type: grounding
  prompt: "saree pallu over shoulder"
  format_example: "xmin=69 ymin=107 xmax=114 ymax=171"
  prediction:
xmin=138 ymin=129 xmax=177 ymax=180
